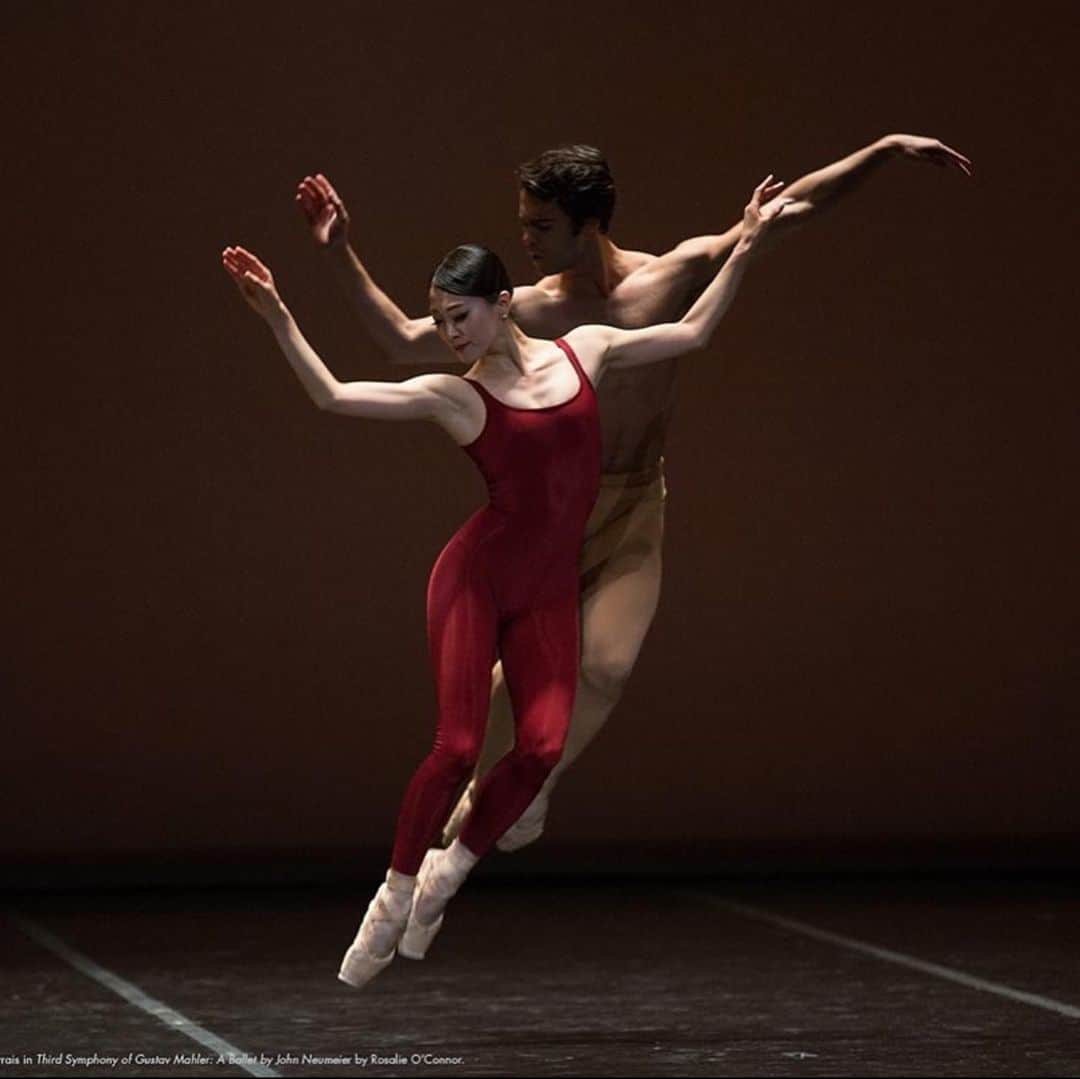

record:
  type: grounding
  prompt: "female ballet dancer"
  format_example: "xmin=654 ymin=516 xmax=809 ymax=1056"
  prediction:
xmin=221 ymin=175 xmax=789 ymax=988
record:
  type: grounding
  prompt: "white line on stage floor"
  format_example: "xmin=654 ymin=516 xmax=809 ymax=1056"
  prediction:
xmin=688 ymin=893 xmax=1080 ymax=1020
xmin=9 ymin=914 xmax=281 ymax=1078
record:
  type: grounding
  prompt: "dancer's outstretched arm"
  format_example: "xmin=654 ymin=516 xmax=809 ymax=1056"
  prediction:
xmin=670 ymin=133 xmax=972 ymax=276
xmin=297 ymin=174 xmax=545 ymax=369
xmin=566 ymin=177 xmax=789 ymax=378
xmin=221 ymin=246 xmax=475 ymax=440
xmin=295 ymin=175 xmax=448 ymax=367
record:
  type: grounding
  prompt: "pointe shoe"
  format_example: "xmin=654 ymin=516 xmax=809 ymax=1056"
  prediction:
xmin=337 ymin=883 xmax=410 ymax=988
xmin=399 ymin=849 xmax=455 ymax=960
xmin=441 ymin=778 xmax=476 ymax=846
xmin=495 ymin=791 xmax=550 ymax=852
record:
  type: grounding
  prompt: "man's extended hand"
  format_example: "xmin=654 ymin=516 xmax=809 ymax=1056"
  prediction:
xmin=885 ymin=134 xmax=973 ymax=176
xmin=296 ymin=173 xmax=351 ymax=248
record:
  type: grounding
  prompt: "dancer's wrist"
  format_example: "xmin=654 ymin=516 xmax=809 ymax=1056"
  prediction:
xmin=264 ymin=302 xmax=293 ymax=333
xmin=323 ymin=238 xmax=353 ymax=261
xmin=732 ymin=235 xmax=758 ymax=259
xmin=874 ymin=134 xmax=902 ymax=158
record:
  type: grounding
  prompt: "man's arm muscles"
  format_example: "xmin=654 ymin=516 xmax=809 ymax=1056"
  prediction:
xmin=668 ymin=224 xmax=742 ymax=271
xmin=325 ymin=250 xmax=553 ymax=364
xmin=324 ymin=244 xmax=449 ymax=368
xmin=663 ymin=141 xmax=894 ymax=275
xmin=776 ymin=133 xmax=971 ymax=226
xmin=665 ymin=133 xmax=972 ymax=284
xmin=298 ymin=175 xmax=565 ymax=361
xmin=503 ymin=284 xmax=559 ymax=338
xmin=567 ymin=178 xmax=788 ymax=376
xmin=762 ymin=136 xmax=896 ymax=229
xmin=297 ymin=173 xmax=448 ymax=368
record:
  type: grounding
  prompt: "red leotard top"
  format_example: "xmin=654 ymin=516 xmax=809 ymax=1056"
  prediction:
xmin=443 ymin=337 xmax=600 ymax=617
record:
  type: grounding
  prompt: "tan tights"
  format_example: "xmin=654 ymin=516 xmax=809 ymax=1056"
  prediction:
xmin=472 ymin=464 xmax=666 ymax=804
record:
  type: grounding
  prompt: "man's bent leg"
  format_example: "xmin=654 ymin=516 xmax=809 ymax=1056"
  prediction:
xmin=444 ymin=464 xmax=667 ymax=849
xmin=495 ymin=511 xmax=664 ymax=849
xmin=500 ymin=465 xmax=665 ymax=849
xmin=552 ymin=536 xmax=664 ymax=771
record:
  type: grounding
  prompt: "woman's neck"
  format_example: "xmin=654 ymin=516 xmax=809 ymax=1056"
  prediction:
xmin=475 ymin=321 xmax=532 ymax=378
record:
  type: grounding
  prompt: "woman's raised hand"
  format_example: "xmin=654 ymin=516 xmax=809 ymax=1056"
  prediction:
xmin=222 ymin=246 xmax=288 ymax=324
xmin=296 ymin=173 xmax=350 ymax=249
xmin=740 ymin=175 xmax=793 ymax=247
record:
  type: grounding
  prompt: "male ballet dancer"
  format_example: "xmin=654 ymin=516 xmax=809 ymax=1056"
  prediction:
xmin=296 ymin=134 xmax=971 ymax=851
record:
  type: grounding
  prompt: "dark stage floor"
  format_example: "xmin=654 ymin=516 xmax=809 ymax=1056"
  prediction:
xmin=3 ymin=876 xmax=1078 ymax=1077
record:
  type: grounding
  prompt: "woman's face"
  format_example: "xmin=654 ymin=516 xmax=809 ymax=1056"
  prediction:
xmin=428 ymin=287 xmax=509 ymax=364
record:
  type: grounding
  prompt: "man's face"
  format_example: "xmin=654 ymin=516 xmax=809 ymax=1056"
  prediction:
xmin=517 ymin=190 xmax=587 ymax=274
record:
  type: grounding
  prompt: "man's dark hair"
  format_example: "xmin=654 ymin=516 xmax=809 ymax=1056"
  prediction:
xmin=430 ymin=244 xmax=512 ymax=301
xmin=517 ymin=145 xmax=616 ymax=234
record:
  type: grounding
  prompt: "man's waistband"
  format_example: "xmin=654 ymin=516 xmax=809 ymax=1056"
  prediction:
xmin=599 ymin=457 xmax=665 ymax=489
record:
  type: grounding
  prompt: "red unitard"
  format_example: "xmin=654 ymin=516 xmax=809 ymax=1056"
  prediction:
xmin=390 ymin=339 xmax=601 ymax=874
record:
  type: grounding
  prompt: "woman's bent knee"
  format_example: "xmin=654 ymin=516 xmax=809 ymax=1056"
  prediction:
xmin=513 ymin=738 xmax=565 ymax=775
xmin=427 ymin=742 xmax=481 ymax=783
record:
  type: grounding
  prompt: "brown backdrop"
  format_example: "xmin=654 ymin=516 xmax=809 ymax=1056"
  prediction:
xmin=5 ymin=0 xmax=1077 ymax=873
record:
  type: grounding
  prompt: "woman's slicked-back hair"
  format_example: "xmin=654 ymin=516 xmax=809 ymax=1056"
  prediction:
xmin=517 ymin=144 xmax=616 ymax=233
xmin=430 ymin=244 xmax=512 ymax=302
